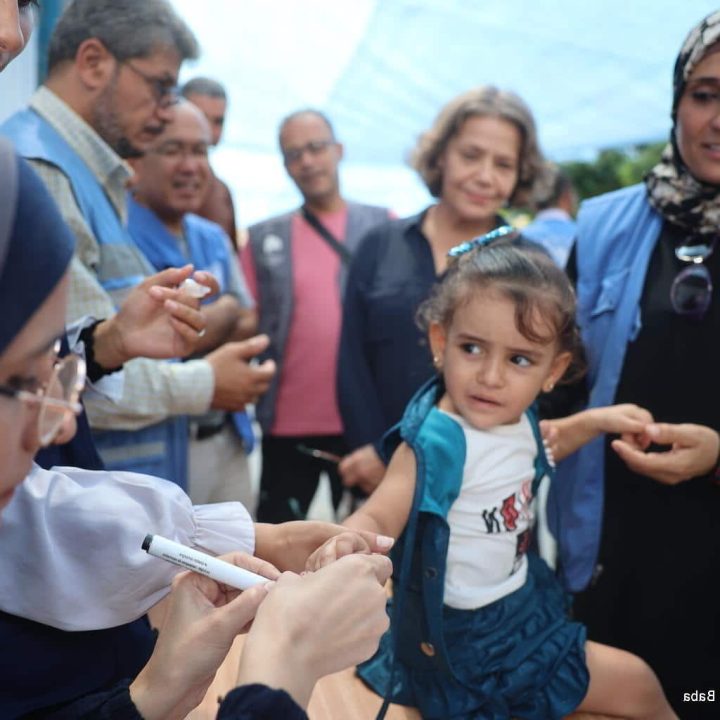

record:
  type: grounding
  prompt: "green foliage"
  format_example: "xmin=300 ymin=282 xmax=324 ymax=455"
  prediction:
xmin=561 ymin=141 xmax=667 ymax=201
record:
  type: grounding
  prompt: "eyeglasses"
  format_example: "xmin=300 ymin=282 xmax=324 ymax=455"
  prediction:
xmin=282 ymin=139 xmax=334 ymax=164
xmin=0 ymin=340 xmax=86 ymax=446
xmin=123 ymin=61 xmax=179 ymax=108
xmin=151 ymin=142 xmax=209 ymax=160
xmin=670 ymin=239 xmax=715 ymax=320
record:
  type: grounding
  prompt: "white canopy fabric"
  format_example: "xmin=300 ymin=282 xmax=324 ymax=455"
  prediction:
xmin=172 ymin=0 xmax=720 ymax=224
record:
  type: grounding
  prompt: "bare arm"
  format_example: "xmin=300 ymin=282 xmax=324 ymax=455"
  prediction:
xmin=304 ymin=444 xmax=413 ymax=572
xmin=345 ymin=442 xmax=416 ymax=539
xmin=253 ymin=520 xmax=393 ymax=573
xmin=541 ymin=404 xmax=653 ymax=462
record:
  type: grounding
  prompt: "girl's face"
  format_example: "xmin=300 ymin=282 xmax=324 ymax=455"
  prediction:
xmin=676 ymin=47 xmax=720 ymax=185
xmin=0 ymin=272 xmax=69 ymax=511
xmin=436 ymin=115 xmax=521 ymax=225
xmin=429 ymin=289 xmax=570 ymax=429
xmin=0 ymin=1 xmax=36 ymax=74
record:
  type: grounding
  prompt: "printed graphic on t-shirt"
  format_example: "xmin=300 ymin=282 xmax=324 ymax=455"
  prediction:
xmin=478 ymin=479 xmax=533 ymax=576
xmin=512 ymin=529 xmax=532 ymax=575
xmin=480 ymin=480 xmax=533 ymax=533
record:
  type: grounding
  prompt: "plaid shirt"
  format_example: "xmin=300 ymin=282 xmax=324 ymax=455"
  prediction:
xmin=27 ymin=88 xmax=214 ymax=430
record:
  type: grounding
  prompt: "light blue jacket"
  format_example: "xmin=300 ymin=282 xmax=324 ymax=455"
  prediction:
xmin=549 ymin=184 xmax=662 ymax=591
xmin=2 ymin=109 xmax=189 ymax=487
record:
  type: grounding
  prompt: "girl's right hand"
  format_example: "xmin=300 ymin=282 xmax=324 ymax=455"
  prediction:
xmin=304 ymin=531 xmax=393 ymax=572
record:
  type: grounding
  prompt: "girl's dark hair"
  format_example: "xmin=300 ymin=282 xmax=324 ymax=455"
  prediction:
xmin=417 ymin=236 xmax=585 ymax=384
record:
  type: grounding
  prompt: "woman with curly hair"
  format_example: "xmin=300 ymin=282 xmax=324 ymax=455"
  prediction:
xmin=337 ymin=86 xmax=549 ymax=495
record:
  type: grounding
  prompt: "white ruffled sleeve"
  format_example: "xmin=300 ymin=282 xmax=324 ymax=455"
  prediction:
xmin=0 ymin=464 xmax=255 ymax=631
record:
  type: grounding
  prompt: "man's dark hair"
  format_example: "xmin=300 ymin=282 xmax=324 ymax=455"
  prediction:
xmin=48 ymin=0 xmax=199 ymax=73
xmin=181 ymin=77 xmax=227 ymax=100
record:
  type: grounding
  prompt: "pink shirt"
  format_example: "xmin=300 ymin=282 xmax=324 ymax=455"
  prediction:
xmin=243 ymin=208 xmax=347 ymax=436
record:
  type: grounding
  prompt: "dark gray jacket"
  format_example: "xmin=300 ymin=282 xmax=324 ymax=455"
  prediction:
xmin=247 ymin=202 xmax=389 ymax=432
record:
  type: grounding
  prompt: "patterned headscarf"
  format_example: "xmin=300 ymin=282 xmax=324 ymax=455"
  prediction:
xmin=0 ymin=139 xmax=75 ymax=354
xmin=644 ymin=11 xmax=720 ymax=236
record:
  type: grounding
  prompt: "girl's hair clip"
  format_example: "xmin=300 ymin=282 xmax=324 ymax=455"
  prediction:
xmin=447 ymin=225 xmax=515 ymax=258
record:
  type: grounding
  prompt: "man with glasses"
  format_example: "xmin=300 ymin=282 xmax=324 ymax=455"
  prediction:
xmin=242 ymin=109 xmax=390 ymax=523
xmin=1 ymin=0 xmax=274 ymax=488
xmin=128 ymin=100 xmax=258 ymax=510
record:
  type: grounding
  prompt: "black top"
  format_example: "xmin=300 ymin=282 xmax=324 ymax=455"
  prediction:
xmin=546 ymin=219 xmax=720 ymax=714
xmin=614 ymin=220 xmax=719 ymax=428
xmin=337 ymin=211 xmax=439 ymax=451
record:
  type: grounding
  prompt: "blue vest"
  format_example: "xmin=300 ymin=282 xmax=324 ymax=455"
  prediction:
xmin=2 ymin=109 xmax=189 ymax=488
xmin=374 ymin=377 xmax=552 ymax=714
xmin=128 ymin=198 xmax=232 ymax=293
xmin=549 ymin=184 xmax=662 ymax=592
xmin=128 ymin=198 xmax=255 ymax=452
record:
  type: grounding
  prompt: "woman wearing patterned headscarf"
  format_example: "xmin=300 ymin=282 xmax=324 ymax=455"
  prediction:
xmin=543 ymin=11 xmax=720 ymax=716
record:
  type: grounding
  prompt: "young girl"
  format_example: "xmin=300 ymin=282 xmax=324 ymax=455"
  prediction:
xmin=308 ymin=229 xmax=676 ymax=719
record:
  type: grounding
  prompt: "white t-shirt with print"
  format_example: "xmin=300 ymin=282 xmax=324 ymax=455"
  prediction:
xmin=442 ymin=411 xmax=537 ymax=610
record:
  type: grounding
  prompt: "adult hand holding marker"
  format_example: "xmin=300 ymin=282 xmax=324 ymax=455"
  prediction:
xmin=143 ymin=534 xmax=273 ymax=590
xmin=133 ymin=540 xmax=281 ymax=719
xmin=137 ymin=534 xmax=393 ymax=715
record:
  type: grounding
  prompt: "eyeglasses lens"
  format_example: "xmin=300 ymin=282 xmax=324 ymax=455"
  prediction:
xmin=37 ymin=355 xmax=81 ymax=445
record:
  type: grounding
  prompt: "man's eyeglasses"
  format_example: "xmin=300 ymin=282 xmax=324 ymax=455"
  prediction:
xmin=123 ymin=61 xmax=179 ymax=109
xmin=0 ymin=340 xmax=86 ymax=446
xmin=670 ymin=239 xmax=715 ymax=320
xmin=151 ymin=142 xmax=209 ymax=160
xmin=282 ymin=139 xmax=334 ymax=164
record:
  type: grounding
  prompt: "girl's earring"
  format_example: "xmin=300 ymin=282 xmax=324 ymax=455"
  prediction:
xmin=544 ymin=380 xmax=555 ymax=393
xmin=433 ymin=355 xmax=442 ymax=370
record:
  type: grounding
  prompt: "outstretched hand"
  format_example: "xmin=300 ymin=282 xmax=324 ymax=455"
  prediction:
xmin=612 ymin=422 xmax=720 ymax=485
xmin=96 ymin=266 xmax=221 ymax=367
xmin=540 ymin=403 xmax=654 ymax=462
xmin=255 ymin=520 xmax=394 ymax=573
xmin=305 ymin=530 xmax=394 ymax=572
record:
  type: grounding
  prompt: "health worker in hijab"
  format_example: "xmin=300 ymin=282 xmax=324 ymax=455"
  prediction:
xmin=543 ymin=11 xmax=720 ymax=716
